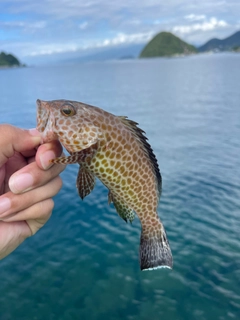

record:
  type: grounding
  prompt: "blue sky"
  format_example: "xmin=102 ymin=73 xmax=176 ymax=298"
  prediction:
xmin=0 ymin=0 xmax=240 ymax=64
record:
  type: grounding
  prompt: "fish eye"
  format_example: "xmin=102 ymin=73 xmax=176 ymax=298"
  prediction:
xmin=61 ymin=104 xmax=76 ymax=117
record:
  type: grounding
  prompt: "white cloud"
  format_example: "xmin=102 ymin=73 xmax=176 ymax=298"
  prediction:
xmin=153 ymin=19 xmax=162 ymax=25
xmin=101 ymin=32 xmax=153 ymax=46
xmin=79 ymin=21 xmax=88 ymax=30
xmin=129 ymin=19 xmax=141 ymax=26
xmin=27 ymin=43 xmax=79 ymax=56
xmin=0 ymin=20 xmax=46 ymax=30
xmin=185 ymin=14 xmax=206 ymax=21
xmin=173 ymin=17 xmax=228 ymax=34
xmin=82 ymin=31 xmax=154 ymax=50
xmin=17 ymin=31 xmax=153 ymax=57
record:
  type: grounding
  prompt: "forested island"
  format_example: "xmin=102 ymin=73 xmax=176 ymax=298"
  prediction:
xmin=0 ymin=52 xmax=21 ymax=67
xmin=139 ymin=30 xmax=240 ymax=58
xmin=139 ymin=32 xmax=197 ymax=58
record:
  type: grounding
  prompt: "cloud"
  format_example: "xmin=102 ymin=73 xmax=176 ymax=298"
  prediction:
xmin=184 ymin=14 xmax=206 ymax=21
xmin=98 ymin=31 xmax=153 ymax=47
xmin=79 ymin=21 xmax=89 ymax=30
xmin=0 ymin=20 xmax=46 ymax=30
xmin=24 ymin=43 xmax=79 ymax=56
xmin=13 ymin=30 xmax=153 ymax=58
xmin=1 ymin=0 xmax=239 ymax=63
xmin=173 ymin=17 xmax=228 ymax=34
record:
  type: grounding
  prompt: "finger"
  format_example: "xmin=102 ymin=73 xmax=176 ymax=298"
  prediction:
xmin=0 ymin=166 xmax=5 ymax=194
xmin=26 ymin=200 xmax=53 ymax=235
xmin=9 ymin=154 xmax=66 ymax=195
xmin=0 ymin=176 xmax=62 ymax=219
xmin=0 ymin=221 xmax=31 ymax=260
xmin=3 ymin=153 xmax=28 ymax=193
xmin=3 ymin=198 xmax=53 ymax=235
xmin=35 ymin=140 xmax=63 ymax=170
xmin=0 ymin=125 xmax=41 ymax=167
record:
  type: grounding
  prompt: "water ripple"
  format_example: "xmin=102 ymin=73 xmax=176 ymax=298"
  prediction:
xmin=1 ymin=54 xmax=240 ymax=320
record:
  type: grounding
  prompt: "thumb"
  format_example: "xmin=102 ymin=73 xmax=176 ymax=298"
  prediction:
xmin=0 ymin=125 xmax=41 ymax=167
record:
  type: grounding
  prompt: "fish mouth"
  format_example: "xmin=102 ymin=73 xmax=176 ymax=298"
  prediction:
xmin=36 ymin=99 xmax=58 ymax=143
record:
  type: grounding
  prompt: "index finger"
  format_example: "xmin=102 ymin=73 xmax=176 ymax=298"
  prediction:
xmin=0 ymin=125 xmax=41 ymax=167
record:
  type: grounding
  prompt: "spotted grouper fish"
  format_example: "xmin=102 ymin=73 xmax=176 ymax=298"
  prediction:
xmin=36 ymin=99 xmax=173 ymax=270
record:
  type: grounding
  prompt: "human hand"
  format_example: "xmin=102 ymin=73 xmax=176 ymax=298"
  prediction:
xmin=0 ymin=124 xmax=65 ymax=259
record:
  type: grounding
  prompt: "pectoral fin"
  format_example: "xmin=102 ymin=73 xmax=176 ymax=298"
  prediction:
xmin=50 ymin=143 xmax=98 ymax=165
xmin=108 ymin=191 xmax=135 ymax=223
xmin=77 ymin=166 xmax=95 ymax=200
xmin=50 ymin=153 xmax=85 ymax=164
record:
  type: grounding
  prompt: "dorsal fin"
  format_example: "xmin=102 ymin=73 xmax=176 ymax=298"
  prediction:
xmin=118 ymin=116 xmax=162 ymax=197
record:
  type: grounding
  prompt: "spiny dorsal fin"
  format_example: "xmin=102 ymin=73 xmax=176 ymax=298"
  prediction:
xmin=118 ymin=116 xmax=162 ymax=197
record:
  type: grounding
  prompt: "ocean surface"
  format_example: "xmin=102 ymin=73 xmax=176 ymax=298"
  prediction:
xmin=0 ymin=53 xmax=240 ymax=320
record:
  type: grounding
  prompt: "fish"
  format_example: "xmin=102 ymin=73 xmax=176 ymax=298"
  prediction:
xmin=36 ymin=99 xmax=173 ymax=271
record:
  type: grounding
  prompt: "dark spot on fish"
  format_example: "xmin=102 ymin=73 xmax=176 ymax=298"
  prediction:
xmin=115 ymin=162 xmax=121 ymax=169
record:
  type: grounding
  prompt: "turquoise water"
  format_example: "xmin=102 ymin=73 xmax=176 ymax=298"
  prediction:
xmin=0 ymin=54 xmax=240 ymax=320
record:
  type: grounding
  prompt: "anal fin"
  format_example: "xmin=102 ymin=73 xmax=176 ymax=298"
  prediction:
xmin=77 ymin=165 xmax=95 ymax=200
xmin=108 ymin=191 xmax=135 ymax=223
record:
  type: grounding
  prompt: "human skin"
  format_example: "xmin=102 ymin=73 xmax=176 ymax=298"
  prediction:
xmin=0 ymin=124 xmax=66 ymax=259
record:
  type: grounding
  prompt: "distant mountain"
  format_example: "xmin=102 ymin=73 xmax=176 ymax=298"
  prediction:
xmin=198 ymin=30 xmax=240 ymax=52
xmin=0 ymin=51 xmax=21 ymax=67
xmin=61 ymin=44 xmax=144 ymax=64
xmin=139 ymin=32 xmax=197 ymax=58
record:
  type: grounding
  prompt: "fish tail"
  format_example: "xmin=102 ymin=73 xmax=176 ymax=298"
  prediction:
xmin=139 ymin=221 xmax=173 ymax=271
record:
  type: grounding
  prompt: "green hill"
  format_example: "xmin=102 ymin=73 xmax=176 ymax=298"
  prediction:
xmin=139 ymin=32 xmax=197 ymax=58
xmin=0 ymin=51 xmax=21 ymax=67
xmin=198 ymin=30 xmax=240 ymax=52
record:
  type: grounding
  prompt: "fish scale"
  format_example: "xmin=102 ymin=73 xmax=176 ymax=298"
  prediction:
xmin=36 ymin=99 xmax=173 ymax=270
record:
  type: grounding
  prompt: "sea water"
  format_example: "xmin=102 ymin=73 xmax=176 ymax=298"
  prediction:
xmin=0 ymin=53 xmax=240 ymax=320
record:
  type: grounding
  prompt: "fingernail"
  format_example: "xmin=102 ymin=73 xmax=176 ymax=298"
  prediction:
xmin=9 ymin=173 xmax=34 ymax=194
xmin=28 ymin=129 xmax=42 ymax=144
xmin=40 ymin=150 xmax=56 ymax=170
xmin=0 ymin=197 xmax=11 ymax=215
xmin=28 ymin=128 xmax=41 ymax=136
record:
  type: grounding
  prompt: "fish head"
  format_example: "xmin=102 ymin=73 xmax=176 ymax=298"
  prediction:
xmin=36 ymin=99 xmax=85 ymax=152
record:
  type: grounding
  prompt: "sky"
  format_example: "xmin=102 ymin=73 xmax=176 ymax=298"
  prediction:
xmin=0 ymin=0 xmax=240 ymax=64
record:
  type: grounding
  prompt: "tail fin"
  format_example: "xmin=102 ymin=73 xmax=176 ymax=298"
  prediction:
xmin=139 ymin=225 xmax=173 ymax=271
